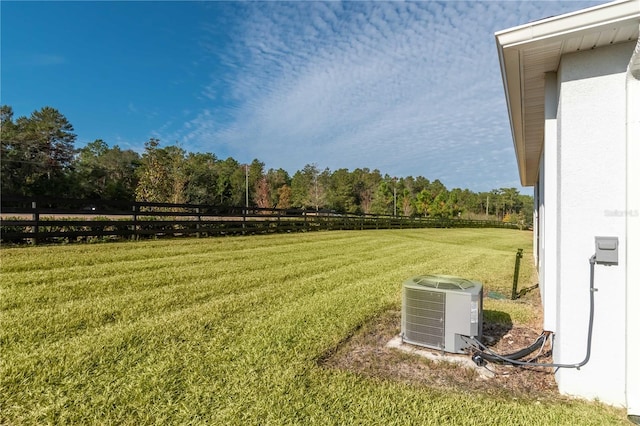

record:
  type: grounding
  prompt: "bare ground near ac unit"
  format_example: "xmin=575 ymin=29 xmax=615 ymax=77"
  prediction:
xmin=319 ymin=296 xmax=563 ymax=400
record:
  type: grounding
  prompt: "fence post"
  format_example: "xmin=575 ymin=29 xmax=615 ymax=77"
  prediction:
xmin=196 ymin=207 xmax=201 ymax=238
xmin=132 ymin=204 xmax=139 ymax=241
xmin=31 ymin=201 xmax=39 ymax=245
xmin=511 ymin=248 xmax=524 ymax=300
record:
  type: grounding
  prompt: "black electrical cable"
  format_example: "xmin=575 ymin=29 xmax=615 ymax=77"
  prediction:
xmin=467 ymin=254 xmax=597 ymax=369
xmin=470 ymin=333 xmax=548 ymax=365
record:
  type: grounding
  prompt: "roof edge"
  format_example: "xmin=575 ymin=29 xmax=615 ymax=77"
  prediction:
xmin=496 ymin=0 xmax=640 ymax=49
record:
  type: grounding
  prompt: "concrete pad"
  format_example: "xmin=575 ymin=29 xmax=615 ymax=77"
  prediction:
xmin=385 ymin=335 xmax=494 ymax=378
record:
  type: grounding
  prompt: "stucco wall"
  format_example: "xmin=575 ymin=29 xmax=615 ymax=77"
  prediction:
xmin=550 ymin=41 xmax=635 ymax=406
xmin=541 ymin=72 xmax=559 ymax=332
xmin=626 ymin=36 xmax=640 ymax=418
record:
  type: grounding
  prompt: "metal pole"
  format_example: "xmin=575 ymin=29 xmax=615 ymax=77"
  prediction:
xmin=245 ymin=164 xmax=249 ymax=210
xmin=486 ymin=195 xmax=489 ymax=217
xmin=244 ymin=164 xmax=248 ymax=234
xmin=314 ymin=175 xmax=319 ymax=212
xmin=393 ymin=177 xmax=397 ymax=217
xmin=511 ymin=248 xmax=524 ymax=300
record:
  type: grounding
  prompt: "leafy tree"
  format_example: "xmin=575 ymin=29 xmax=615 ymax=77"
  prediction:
xmin=214 ymin=157 xmax=240 ymax=206
xmin=73 ymin=139 xmax=140 ymax=200
xmin=412 ymin=176 xmax=431 ymax=194
xmin=500 ymin=187 xmax=521 ymax=215
xmin=103 ymin=147 xmax=141 ymax=200
xmin=136 ymin=138 xmax=168 ymax=202
xmin=165 ymin=145 xmax=188 ymax=204
xmin=230 ymin=164 xmax=247 ymax=207
xmin=352 ymin=168 xmax=381 ymax=214
xmin=455 ymin=189 xmax=478 ymax=218
xmin=415 ymin=189 xmax=432 ymax=217
xmin=74 ymin=140 xmax=109 ymax=197
xmin=428 ymin=179 xmax=446 ymax=199
xmin=447 ymin=188 xmax=463 ymax=218
xmin=518 ymin=194 xmax=534 ymax=226
xmin=248 ymin=159 xmax=265 ymax=206
xmin=0 ymin=106 xmax=19 ymax=194
xmin=276 ymin=184 xmax=292 ymax=209
xmin=328 ymin=168 xmax=356 ymax=213
xmin=266 ymin=168 xmax=290 ymax=208
xmin=1 ymin=105 xmax=536 ymax=224
xmin=291 ymin=165 xmax=311 ymax=208
xmin=428 ymin=190 xmax=449 ymax=218
xmin=183 ymin=152 xmax=218 ymax=205
xmin=400 ymin=188 xmax=414 ymax=217
xmin=135 ymin=139 xmax=186 ymax=203
xmin=314 ymin=168 xmax=331 ymax=211
xmin=0 ymin=105 xmax=13 ymax=124
xmin=254 ymin=175 xmax=270 ymax=209
xmin=1 ymin=106 xmax=76 ymax=196
xmin=291 ymin=164 xmax=327 ymax=210
xmin=370 ymin=180 xmax=392 ymax=215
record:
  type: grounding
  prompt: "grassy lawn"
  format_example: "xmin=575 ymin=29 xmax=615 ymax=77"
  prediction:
xmin=1 ymin=229 xmax=626 ymax=424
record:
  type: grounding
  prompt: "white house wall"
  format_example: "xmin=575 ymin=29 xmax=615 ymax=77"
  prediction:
xmin=626 ymin=35 xmax=640 ymax=418
xmin=552 ymin=41 xmax=634 ymax=405
xmin=541 ymin=72 xmax=559 ymax=333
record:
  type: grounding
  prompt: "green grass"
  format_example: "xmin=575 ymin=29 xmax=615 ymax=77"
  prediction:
xmin=1 ymin=229 xmax=626 ymax=425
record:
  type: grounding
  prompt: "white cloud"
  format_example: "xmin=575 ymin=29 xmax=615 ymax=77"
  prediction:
xmin=162 ymin=0 xmax=607 ymax=192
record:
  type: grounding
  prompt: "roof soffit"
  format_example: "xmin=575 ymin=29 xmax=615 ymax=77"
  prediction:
xmin=496 ymin=0 xmax=640 ymax=186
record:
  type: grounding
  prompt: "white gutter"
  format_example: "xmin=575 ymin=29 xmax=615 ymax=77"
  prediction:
xmin=496 ymin=0 xmax=640 ymax=49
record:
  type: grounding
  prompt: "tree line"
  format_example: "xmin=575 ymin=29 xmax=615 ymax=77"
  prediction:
xmin=1 ymin=105 xmax=533 ymax=224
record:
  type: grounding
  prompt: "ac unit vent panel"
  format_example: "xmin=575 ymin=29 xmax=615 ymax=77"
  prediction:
xmin=403 ymin=288 xmax=445 ymax=349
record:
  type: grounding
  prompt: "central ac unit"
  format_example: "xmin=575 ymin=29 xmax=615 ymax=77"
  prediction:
xmin=401 ymin=274 xmax=483 ymax=354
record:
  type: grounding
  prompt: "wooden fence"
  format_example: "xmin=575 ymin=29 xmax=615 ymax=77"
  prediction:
xmin=0 ymin=196 xmax=520 ymax=244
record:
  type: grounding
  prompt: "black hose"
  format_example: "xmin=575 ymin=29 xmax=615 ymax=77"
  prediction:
xmin=468 ymin=254 xmax=597 ymax=369
xmin=472 ymin=333 xmax=547 ymax=365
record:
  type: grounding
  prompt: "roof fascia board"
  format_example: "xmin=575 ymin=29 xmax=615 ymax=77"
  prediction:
xmin=496 ymin=46 xmax=526 ymax=184
xmin=496 ymin=0 xmax=640 ymax=49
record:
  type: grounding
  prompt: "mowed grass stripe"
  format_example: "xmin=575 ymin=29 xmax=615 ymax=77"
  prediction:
xmin=1 ymin=229 xmax=626 ymax=425
xmin=1 ymin=230 xmax=524 ymax=382
xmin=1 ymin=229 xmax=418 ymax=311
xmin=2 ymin=230 xmax=522 ymax=361
xmin=1 ymin=234 xmax=424 ymax=351
xmin=1 ymin=233 xmax=431 ymax=369
xmin=0 ymin=231 xmax=382 ymax=291
xmin=2 ymin=245 xmax=414 ymax=422
xmin=0 ymin=231 xmax=373 ymax=273
xmin=3 ymin=248 xmax=429 ymax=424
xmin=0 ymin=232 xmax=384 ymax=312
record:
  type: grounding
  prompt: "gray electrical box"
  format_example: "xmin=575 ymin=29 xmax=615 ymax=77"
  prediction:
xmin=595 ymin=236 xmax=619 ymax=265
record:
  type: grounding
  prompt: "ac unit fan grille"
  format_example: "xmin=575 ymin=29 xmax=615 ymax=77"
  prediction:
xmin=404 ymin=288 xmax=445 ymax=349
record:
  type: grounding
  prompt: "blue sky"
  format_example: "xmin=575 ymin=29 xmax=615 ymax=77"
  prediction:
xmin=2 ymin=1 xmax=606 ymax=192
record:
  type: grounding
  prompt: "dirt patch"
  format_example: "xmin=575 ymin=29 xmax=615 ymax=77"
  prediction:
xmin=320 ymin=307 xmax=561 ymax=401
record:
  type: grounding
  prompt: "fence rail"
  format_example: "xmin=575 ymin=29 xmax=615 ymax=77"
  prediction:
xmin=1 ymin=196 xmax=520 ymax=244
